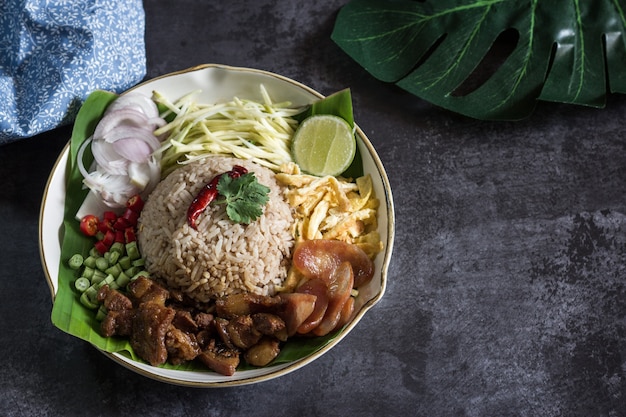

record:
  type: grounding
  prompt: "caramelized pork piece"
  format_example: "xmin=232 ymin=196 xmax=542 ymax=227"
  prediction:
xmin=195 ymin=329 xmax=212 ymax=350
xmin=130 ymin=302 xmax=176 ymax=366
xmin=97 ymin=285 xmax=133 ymax=311
xmin=244 ymin=337 xmax=281 ymax=367
xmin=215 ymin=293 xmax=285 ymax=318
xmin=197 ymin=340 xmax=240 ymax=376
xmin=97 ymin=286 xmax=134 ymax=337
xmin=127 ymin=276 xmax=169 ymax=306
xmin=165 ymin=328 xmax=201 ymax=365
xmin=194 ymin=312 xmax=214 ymax=330
xmin=172 ymin=310 xmax=198 ymax=333
xmin=168 ymin=288 xmax=185 ymax=303
xmin=251 ymin=313 xmax=286 ymax=337
xmin=125 ymin=275 xmax=153 ymax=300
xmin=100 ymin=309 xmax=134 ymax=337
xmin=213 ymin=317 xmax=235 ymax=349
xmin=226 ymin=315 xmax=262 ymax=350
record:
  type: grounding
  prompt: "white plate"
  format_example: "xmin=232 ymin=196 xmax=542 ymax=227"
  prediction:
xmin=39 ymin=64 xmax=395 ymax=387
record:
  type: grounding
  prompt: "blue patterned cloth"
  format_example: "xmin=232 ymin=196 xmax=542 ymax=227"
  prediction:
xmin=0 ymin=0 xmax=146 ymax=144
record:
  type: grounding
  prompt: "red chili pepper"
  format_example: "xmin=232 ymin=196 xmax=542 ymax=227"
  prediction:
xmin=99 ymin=211 xmax=117 ymax=233
xmin=103 ymin=211 xmax=117 ymax=222
xmin=98 ymin=219 xmax=110 ymax=233
xmin=124 ymin=227 xmax=136 ymax=243
xmin=94 ymin=240 xmax=108 ymax=255
xmin=101 ymin=229 xmax=116 ymax=247
xmin=122 ymin=207 xmax=139 ymax=226
xmin=79 ymin=214 xmax=99 ymax=237
xmin=126 ymin=194 xmax=144 ymax=213
xmin=113 ymin=208 xmax=138 ymax=230
xmin=113 ymin=217 xmax=129 ymax=231
xmin=115 ymin=230 xmax=125 ymax=243
xmin=187 ymin=165 xmax=248 ymax=230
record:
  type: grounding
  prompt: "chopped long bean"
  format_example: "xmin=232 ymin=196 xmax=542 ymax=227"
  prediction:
xmin=68 ymin=194 xmax=150 ymax=319
xmin=68 ymin=254 xmax=84 ymax=270
xmin=74 ymin=277 xmax=90 ymax=292
xmin=83 ymin=256 xmax=97 ymax=269
xmin=110 ymin=242 xmax=124 ymax=254
xmin=105 ymin=263 xmax=123 ymax=278
xmin=119 ymin=256 xmax=131 ymax=270
xmin=80 ymin=292 xmax=98 ymax=309
xmin=126 ymin=241 xmax=140 ymax=260
xmin=95 ymin=257 xmax=109 ymax=271
xmin=95 ymin=305 xmax=108 ymax=321
xmin=82 ymin=266 xmax=95 ymax=279
xmin=116 ymin=272 xmax=131 ymax=288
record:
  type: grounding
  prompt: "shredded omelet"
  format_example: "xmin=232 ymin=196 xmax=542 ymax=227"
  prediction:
xmin=276 ymin=162 xmax=383 ymax=260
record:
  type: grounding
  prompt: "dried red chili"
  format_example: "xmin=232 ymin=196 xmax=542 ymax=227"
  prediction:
xmin=187 ymin=165 xmax=248 ymax=229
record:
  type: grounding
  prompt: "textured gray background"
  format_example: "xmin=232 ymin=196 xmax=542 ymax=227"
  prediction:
xmin=2 ymin=1 xmax=626 ymax=416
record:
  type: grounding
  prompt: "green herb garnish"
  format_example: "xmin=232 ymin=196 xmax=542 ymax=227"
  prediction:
xmin=214 ymin=172 xmax=270 ymax=224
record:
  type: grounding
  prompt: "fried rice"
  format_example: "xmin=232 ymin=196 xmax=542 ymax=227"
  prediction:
xmin=137 ymin=156 xmax=295 ymax=303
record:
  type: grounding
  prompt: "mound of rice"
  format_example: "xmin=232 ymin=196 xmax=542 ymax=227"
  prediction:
xmin=137 ymin=156 xmax=295 ymax=303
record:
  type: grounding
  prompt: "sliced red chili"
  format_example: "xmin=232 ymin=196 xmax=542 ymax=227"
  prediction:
xmin=101 ymin=229 xmax=116 ymax=248
xmin=99 ymin=211 xmax=117 ymax=233
xmin=98 ymin=219 xmax=112 ymax=234
xmin=79 ymin=214 xmax=99 ymax=237
xmin=187 ymin=165 xmax=248 ymax=230
xmin=126 ymin=194 xmax=144 ymax=213
xmin=94 ymin=240 xmax=108 ymax=255
xmin=113 ymin=217 xmax=129 ymax=231
xmin=115 ymin=230 xmax=125 ymax=243
xmin=103 ymin=211 xmax=117 ymax=221
xmin=122 ymin=207 xmax=139 ymax=226
xmin=124 ymin=227 xmax=136 ymax=243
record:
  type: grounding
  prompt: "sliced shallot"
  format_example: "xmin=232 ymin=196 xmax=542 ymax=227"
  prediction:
xmin=78 ymin=92 xmax=166 ymax=209
xmin=105 ymin=92 xmax=161 ymax=118
xmin=112 ymin=138 xmax=153 ymax=163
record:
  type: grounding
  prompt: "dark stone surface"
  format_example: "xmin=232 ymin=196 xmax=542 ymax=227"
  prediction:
xmin=1 ymin=1 xmax=625 ymax=416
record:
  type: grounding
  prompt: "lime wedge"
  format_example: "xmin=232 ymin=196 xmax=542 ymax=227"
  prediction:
xmin=291 ymin=114 xmax=356 ymax=177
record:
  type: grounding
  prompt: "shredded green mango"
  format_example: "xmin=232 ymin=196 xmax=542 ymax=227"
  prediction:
xmin=152 ymin=86 xmax=305 ymax=177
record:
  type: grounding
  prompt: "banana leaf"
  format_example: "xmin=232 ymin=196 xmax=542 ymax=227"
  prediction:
xmin=50 ymin=90 xmax=347 ymax=373
xmin=331 ymin=0 xmax=626 ymax=120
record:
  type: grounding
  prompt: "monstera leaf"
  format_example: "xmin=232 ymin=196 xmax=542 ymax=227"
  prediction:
xmin=331 ymin=0 xmax=626 ymax=120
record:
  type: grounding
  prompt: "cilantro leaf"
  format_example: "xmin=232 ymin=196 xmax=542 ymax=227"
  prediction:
xmin=214 ymin=172 xmax=270 ymax=224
